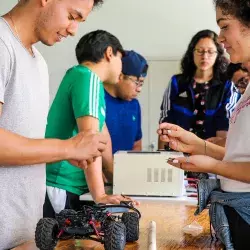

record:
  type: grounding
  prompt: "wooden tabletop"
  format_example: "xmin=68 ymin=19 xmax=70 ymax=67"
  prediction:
xmin=54 ymin=201 xmax=223 ymax=250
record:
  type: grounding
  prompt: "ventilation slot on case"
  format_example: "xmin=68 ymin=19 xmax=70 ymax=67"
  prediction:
xmin=154 ymin=168 xmax=159 ymax=182
xmin=161 ymin=168 xmax=166 ymax=182
xmin=168 ymin=169 xmax=173 ymax=182
xmin=147 ymin=168 xmax=152 ymax=182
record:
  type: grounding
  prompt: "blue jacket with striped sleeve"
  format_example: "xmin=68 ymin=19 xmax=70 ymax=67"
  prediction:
xmin=159 ymin=74 xmax=240 ymax=139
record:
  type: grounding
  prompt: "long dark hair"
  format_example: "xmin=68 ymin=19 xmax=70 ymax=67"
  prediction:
xmin=181 ymin=29 xmax=228 ymax=82
xmin=214 ymin=0 xmax=250 ymax=27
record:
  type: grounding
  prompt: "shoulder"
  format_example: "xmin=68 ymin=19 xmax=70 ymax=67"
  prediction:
xmin=131 ymin=99 xmax=141 ymax=110
xmin=66 ymin=65 xmax=101 ymax=83
xmin=0 ymin=20 xmax=13 ymax=60
xmin=0 ymin=18 xmax=17 ymax=56
xmin=170 ymin=74 xmax=188 ymax=87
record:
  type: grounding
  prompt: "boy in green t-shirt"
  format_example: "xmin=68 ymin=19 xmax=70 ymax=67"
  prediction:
xmin=44 ymin=30 xmax=136 ymax=217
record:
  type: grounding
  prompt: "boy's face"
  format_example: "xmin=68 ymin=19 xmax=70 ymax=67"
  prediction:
xmin=116 ymin=74 xmax=144 ymax=101
xmin=106 ymin=51 xmax=123 ymax=84
xmin=36 ymin=0 xmax=94 ymax=46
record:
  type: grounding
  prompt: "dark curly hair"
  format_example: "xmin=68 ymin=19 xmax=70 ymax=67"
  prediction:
xmin=181 ymin=29 xmax=228 ymax=82
xmin=76 ymin=30 xmax=124 ymax=64
xmin=214 ymin=0 xmax=250 ymax=27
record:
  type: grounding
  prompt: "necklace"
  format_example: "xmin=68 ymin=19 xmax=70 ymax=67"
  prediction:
xmin=8 ymin=12 xmax=35 ymax=58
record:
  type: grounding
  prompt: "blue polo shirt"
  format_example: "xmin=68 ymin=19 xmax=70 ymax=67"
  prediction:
xmin=104 ymin=90 xmax=142 ymax=154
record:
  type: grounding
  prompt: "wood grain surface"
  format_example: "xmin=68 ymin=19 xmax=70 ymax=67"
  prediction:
xmin=54 ymin=201 xmax=223 ymax=250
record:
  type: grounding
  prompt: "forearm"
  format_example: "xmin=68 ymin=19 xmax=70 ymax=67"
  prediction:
xmin=193 ymin=138 xmax=225 ymax=160
xmin=205 ymin=140 xmax=226 ymax=160
xmin=213 ymin=161 xmax=250 ymax=183
xmin=0 ymin=128 xmax=68 ymax=166
xmin=101 ymin=124 xmax=113 ymax=182
xmin=102 ymin=141 xmax=113 ymax=183
xmin=84 ymin=156 xmax=105 ymax=202
xmin=133 ymin=139 xmax=142 ymax=151
xmin=216 ymin=130 xmax=227 ymax=138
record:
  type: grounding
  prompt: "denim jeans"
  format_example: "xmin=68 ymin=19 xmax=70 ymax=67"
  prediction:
xmin=195 ymin=179 xmax=250 ymax=250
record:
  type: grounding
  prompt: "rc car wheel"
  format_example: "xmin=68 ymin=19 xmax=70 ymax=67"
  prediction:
xmin=122 ymin=212 xmax=139 ymax=242
xmin=35 ymin=218 xmax=59 ymax=250
xmin=57 ymin=209 xmax=77 ymax=225
xmin=58 ymin=209 xmax=77 ymax=217
xmin=104 ymin=221 xmax=126 ymax=250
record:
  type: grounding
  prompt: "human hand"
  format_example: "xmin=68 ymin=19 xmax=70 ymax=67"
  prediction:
xmin=67 ymin=131 xmax=107 ymax=169
xmin=95 ymin=194 xmax=140 ymax=206
xmin=168 ymin=155 xmax=219 ymax=173
xmin=157 ymin=123 xmax=204 ymax=155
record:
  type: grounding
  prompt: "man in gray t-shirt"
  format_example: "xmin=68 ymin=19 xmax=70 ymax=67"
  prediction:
xmin=0 ymin=0 xmax=105 ymax=249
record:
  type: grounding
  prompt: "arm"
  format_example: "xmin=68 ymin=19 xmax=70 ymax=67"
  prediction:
xmin=216 ymin=161 xmax=250 ymax=183
xmin=101 ymin=124 xmax=113 ymax=183
xmin=0 ymin=126 xmax=69 ymax=165
xmin=133 ymin=101 xmax=142 ymax=151
xmin=0 ymin=42 xmax=105 ymax=167
xmin=77 ymin=116 xmax=106 ymax=202
xmin=216 ymin=130 xmax=227 ymax=138
xmin=207 ymin=136 xmax=227 ymax=147
xmin=158 ymin=78 xmax=177 ymax=149
xmin=133 ymin=139 xmax=142 ymax=151
xmin=205 ymin=140 xmax=226 ymax=160
xmin=171 ymin=154 xmax=250 ymax=183
xmin=158 ymin=122 xmax=225 ymax=160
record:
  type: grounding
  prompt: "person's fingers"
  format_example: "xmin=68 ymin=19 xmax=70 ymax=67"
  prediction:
xmin=79 ymin=160 xmax=88 ymax=170
xmin=160 ymin=134 xmax=170 ymax=142
xmin=157 ymin=128 xmax=163 ymax=135
xmin=159 ymin=123 xmax=180 ymax=131
xmin=169 ymin=140 xmax=180 ymax=151
xmin=86 ymin=158 xmax=94 ymax=165
xmin=120 ymin=195 xmax=140 ymax=206
xmin=165 ymin=129 xmax=184 ymax=138
xmin=108 ymin=197 xmax=121 ymax=204
xmin=167 ymin=159 xmax=193 ymax=171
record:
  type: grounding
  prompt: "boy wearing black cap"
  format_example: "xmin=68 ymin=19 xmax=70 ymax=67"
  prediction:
xmin=44 ymin=30 xmax=137 ymax=218
xmin=103 ymin=50 xmax=148 ymax=181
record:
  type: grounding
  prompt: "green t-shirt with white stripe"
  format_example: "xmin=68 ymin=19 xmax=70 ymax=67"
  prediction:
xmin=45 ymin=65 xmax=105 ymax=195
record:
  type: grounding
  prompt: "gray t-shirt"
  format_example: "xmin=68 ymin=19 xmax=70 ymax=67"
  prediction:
xmin=0 ymin=18 xmax=49 ymax=249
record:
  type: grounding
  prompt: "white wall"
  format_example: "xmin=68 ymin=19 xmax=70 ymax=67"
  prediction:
xmin=0 ymin=0 xmax=219 ymax=102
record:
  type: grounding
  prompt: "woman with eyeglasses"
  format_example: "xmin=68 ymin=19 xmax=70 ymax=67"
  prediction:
xmin=158 ymin=1 xmax=250 ymax=249
xmin=159 ymin=29 xmax=237 ymax=179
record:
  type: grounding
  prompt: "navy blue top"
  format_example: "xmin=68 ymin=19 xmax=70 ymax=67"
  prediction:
xmin=159 ymin=74 xmax=240 ymax=139
xmin=104 ymin=90 xmax=142 ymax=154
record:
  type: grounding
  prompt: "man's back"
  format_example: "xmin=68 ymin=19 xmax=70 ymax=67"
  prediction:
xmin=0 ymin=18 xmax=49 ymax=249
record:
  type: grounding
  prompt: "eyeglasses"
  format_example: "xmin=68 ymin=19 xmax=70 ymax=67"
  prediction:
xmin=127 ymin=76 xmax=144 ymax=88
xmin=194 ymin=49 xmax=218 ymax=57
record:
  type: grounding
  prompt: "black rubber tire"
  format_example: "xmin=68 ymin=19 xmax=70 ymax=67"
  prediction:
xmin=121 ymin=212 xmax=139 ymax=242
xmin=58 ymin=209 xmax=77 ymax=217
xmin=104 ymin=221 xmax=126 ymax=250
xmin=35 ymin=218 xmax=59 ymax=250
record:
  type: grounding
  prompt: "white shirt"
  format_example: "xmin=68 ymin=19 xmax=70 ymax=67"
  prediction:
xmin=220 ymin=84 xmax=250 ymax=192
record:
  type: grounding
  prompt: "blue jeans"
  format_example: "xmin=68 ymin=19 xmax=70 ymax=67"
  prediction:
xmin=195 ymin=179 xmax=250 ymax=250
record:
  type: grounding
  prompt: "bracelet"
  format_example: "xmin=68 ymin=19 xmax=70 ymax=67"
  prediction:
xmin=204 ymin=140 xmax=207 ymax=156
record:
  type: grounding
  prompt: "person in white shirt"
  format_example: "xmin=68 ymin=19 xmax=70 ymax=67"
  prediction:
xmin=158 ymin=1 xmax=250 ymax=249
